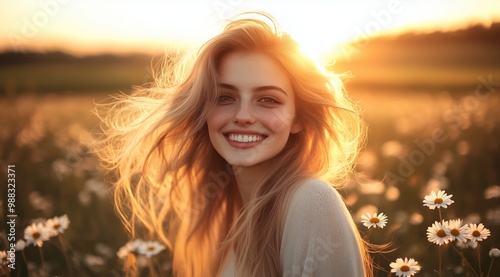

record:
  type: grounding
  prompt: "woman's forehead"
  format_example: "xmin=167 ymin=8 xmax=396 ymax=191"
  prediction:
xmin=217 ymin=52 xmax=292 ymax=93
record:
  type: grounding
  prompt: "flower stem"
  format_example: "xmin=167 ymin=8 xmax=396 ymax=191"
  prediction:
xmin=451 ymin=244 xmax=479 ymax=277
xmin=38 ymin=246 xmax=46 ymax=276
xmin=439 ymin=245 xmax=442 ymax=277
xmin=461 ymin=249 xmax=470 ymax=277
xmin=363 ymin=227 xmax=373 ymax=241
xmin=374 ymin=255 xmax=392 ymax=275
xmin=59 ymin=235 xmax=73 ymax=276
xmin=486 ymin=258 xmax=493 ymax=277
xmin=439 ymin=208 xmax=443 ymax=222
xmin=21 ymin=250 xmax=31 ymax=277
xmin=477 ymin=246 xmax=482 ymax=277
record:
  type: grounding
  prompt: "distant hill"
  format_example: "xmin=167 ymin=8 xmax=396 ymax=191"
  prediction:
xmin=1 ymin=22 xmax=499 ymax=94
xmin=0 ymin=51 xmax=153 ymax=65
xmin=0 ymin=51 xmax=159 ymax=94
xmin=331 ymin=22 xmax=500 ymax=92
xmin=334 ymin=22 xmax=500 ymax=66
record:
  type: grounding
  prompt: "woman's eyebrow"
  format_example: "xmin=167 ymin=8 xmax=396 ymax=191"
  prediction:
xmin=218 ymin=83 xmax=237 ymax=91
xmin=254 ymin=86 xmax=288 ymax=96
xmin=218 ymin=83 xmax=288 ymax=96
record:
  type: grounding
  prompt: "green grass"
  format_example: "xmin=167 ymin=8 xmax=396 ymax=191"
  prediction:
xmin=0 ymin=62 xmax=152 ymax=94
xmin=3 ymin=61 xmax=500 ymax=94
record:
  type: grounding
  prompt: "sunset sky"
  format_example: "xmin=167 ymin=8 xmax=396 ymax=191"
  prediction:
xmin=1 ymin=0 xmax=500 ymax=58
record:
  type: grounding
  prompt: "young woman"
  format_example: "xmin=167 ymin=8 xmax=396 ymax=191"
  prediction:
xmin=93 ymin=13 xmax=372 ymax=277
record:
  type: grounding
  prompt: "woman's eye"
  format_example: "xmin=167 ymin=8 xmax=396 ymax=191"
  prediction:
xmin=217 ymin=95 xmax=234 ymax=102
xmin=259 ymin=97 xmax=280 ymax=104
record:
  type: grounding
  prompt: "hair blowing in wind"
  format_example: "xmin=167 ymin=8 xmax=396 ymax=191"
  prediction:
xmin=91 ymin=13 xmax=371 ymax=277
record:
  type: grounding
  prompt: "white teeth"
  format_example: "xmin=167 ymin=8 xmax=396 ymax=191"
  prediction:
xmin=228 ymin=134 xmax=264 ymax=143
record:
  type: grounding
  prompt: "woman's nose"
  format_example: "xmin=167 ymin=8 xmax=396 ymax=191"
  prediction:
xmin=234 ymin=102 xmax=256 ymax=125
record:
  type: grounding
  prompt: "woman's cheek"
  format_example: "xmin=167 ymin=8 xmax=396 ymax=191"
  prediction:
xmin=265 ymin=109 xmax=294 ymax=132
xmin=207 ymin=108 xmax=230 ymax=128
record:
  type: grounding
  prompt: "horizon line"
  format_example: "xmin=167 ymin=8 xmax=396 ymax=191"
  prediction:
xmin=1 ymin=20 xmax=499 ymax=58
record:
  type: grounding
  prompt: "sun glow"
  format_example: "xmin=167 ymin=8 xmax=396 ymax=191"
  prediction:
xmin=1 ymin=0 xmax=499 ymax=55
xmin=290 ymin=32 xmax=342 ymax=65
xmin=270 ymin=7 xmax=356 ymax=63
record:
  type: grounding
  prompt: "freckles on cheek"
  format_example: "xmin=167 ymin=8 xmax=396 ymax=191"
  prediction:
xmin=207 ymin=109 xmax=226 ymax=129
xmin=268 ymin=114 xmax=289 ymax=132
xmin=266 ymin=109 xmax=295 ymax=132
xmin=209 ymin=111 xmax=238 ymax=134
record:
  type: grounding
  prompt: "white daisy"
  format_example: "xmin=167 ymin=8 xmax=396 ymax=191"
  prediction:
xmin=15 ymin=240 xmax=26 ymax=251
xmin=0 ymin=251 xmax=8 ymax=265
xmin=468 ymin=223 xmax=490 ymax=243
xmin=361 ymin=212 xmax=388 ymax=229
xmin=427 ymin=221 xmax=452 ymax=245
xmin=390 ymin=257 xmax=421 ymax=277
xmin=138 ymin=241 xmax=166 ymax=258
xmin=24 ymin=222 xmax=51 ymax=247
xmin=117 ymin=245 xmax=131 ymax=260
xmin=444 ymin=219 xmax=471 ymax=243
xmin=423 ymin=190 xmax=454 ymax=210
xmin=45 ymin=214 xmax=70 ymax=237
xmin=117 ymin=239 xmax=143 ymax=259
xmin=490 ymin=248 xmax=500 ymax=258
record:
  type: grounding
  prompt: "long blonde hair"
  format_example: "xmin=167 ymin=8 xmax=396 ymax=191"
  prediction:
xmin=92 ymin=13 xmax=371 ymax=277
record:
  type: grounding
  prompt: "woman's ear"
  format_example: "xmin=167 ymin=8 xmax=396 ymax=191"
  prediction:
xmin=290 ymin=118 xmax=302 ymax=134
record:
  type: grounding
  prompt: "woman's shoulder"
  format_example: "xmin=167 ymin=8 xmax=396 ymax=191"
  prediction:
xmin=283 ymin=178 xmax=351 ymax=228
xmin=288 ymin=179 xmax=344 ymax=211
xmin=280 ymin=179 xmax=365 ymax=276
xmin=293 ymin=178 xmax=336 ymax=194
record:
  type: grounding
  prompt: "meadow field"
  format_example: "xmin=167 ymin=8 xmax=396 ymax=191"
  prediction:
xmin=0 ymin=87 xmax=498 ymax=276
xmin=1 ymin=24 xmax=500 ymax=276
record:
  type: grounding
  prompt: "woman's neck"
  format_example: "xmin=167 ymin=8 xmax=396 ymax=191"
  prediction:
xmin=232 ymin=161 xmax=273 ymax=205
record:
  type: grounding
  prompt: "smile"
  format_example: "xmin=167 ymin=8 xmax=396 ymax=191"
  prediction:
xmin=227 ymin=133 xmax=265 ymax=143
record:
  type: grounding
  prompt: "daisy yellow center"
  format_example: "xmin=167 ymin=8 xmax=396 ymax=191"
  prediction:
xmin=437 ymin=229 xmax=447 ymax=238
xmin=147 ymin=246 xmax=155 ymax=251
xmin=472 ymin=230 xmax=481 ymax=237
xmin=451 ymin=229 xmax=460 ymax=236
xmin=53 ymin=223 xmax=61 ymax=229
xmin=370 ymin=217 xmax=380 ymax=223
xmin=434 ymin=198 xmax=443 ymax=204
xmin=400 ymin=265 xmax=410 ymax=272
xmin=32 ymin=231 xmax=41 ymax=239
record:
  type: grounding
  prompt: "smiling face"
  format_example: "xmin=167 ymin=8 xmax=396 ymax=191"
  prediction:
xmin=206 ymin=51 xmax=301 ymax=168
